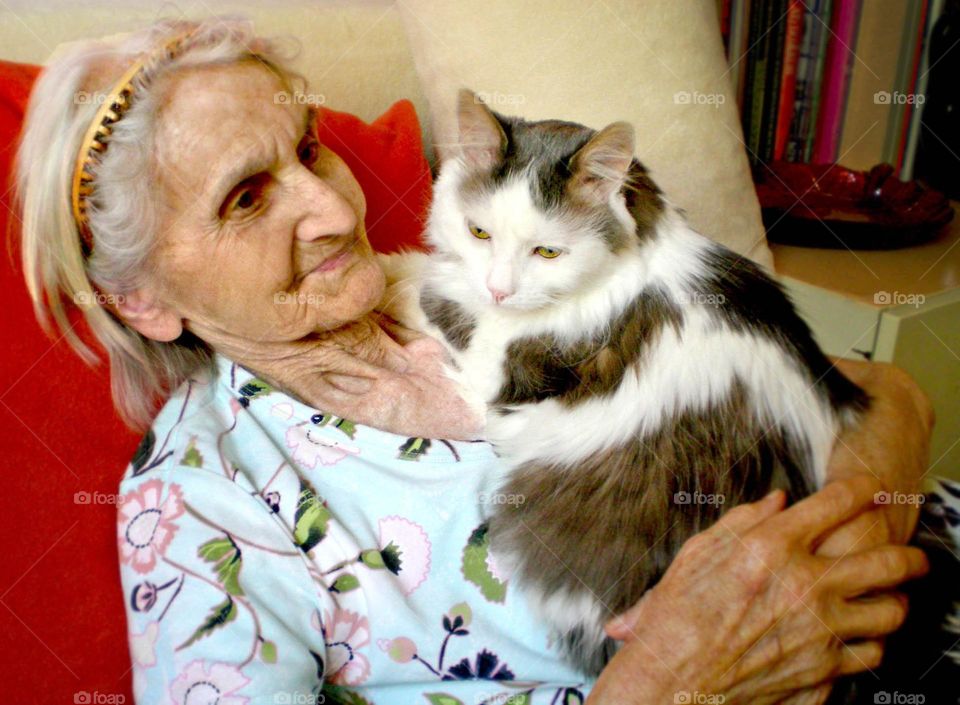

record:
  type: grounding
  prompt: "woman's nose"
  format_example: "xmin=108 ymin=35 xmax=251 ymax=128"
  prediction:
xmin=293 ymin=170 xmax=358 ymax=243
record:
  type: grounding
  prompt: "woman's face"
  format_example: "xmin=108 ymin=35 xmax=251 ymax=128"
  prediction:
xmin=144 ymin=61 xmax=384 ymax=346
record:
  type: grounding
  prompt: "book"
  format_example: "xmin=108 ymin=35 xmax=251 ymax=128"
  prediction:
xmin=901 ymin=0 xmax=941 ymax=178
xmin=880 ymin=1 xmax=928 ymax=168
xmin=759 ymin=0 xmax=789 ymax=162
xmin=811 ymin=0 xmax=862 ymax=163
xmin=835 ymin=0 xmax=912 ymax=170
xmin=743 ymin=0 xmax=774 ymax=161
xmin=736 ymin=0 xmax=754 ymax=110
xmin=728 ymin=0 xmax=751 ymax=101
xmin=773 ymin=0 xmax=805 ymax=160
xmin=803 ymin=0 xmax=834 ymax=161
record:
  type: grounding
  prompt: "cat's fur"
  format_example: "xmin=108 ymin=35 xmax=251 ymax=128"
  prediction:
xmin=379 ymin=90 xmax=869 ymax=676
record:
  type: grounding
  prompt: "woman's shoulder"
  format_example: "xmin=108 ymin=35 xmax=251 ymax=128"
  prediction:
xmin=119 ymin=354 xmax=233 ymax=483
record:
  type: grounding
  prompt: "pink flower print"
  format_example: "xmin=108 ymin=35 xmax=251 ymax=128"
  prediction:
xmin=485 ymin=541 xmax=513 ymax=583
xmin=271 ymin=402 xmax=295 ymax=420
xmin=378 ymin=636 xmax=417 ymax=663
xmin=286 ymin=423 xmax=360 ymax=469
xmin=131 ymin=620 xmax=158 ymax=696
xmin=118 ymin=479 xmax=185 ymax=575
xmin=169 ymin=660 xmax=250 ymax=705
xmin=131 ymin=621 xmax=158 ymax=669
xmin=378 ymin=516 xmax=432 ymax=595
xmin=313 ymin=609 xmax=370 ymax=685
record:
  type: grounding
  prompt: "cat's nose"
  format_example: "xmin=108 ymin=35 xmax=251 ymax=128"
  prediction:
xmin=488 ymin=287 xmax=511 ymax=304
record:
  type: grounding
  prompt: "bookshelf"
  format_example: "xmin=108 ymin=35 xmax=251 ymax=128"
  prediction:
xmin=721 ymin=0 xmax=945 ymax=179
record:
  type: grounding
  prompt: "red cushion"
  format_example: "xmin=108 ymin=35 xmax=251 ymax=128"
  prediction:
xmin=0 ymin=59 xmax=431 ymax=702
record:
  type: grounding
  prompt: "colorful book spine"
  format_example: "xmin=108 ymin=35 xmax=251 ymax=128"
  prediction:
xmin=759 ymin=0 xmax=789 ymax=162
xmin=743 ymin=0 xmax=772 ymax=161
xmin=811 ymin=0 xmax=862 ymax=163
xmin=727 ymin=0 xmax=748 ymax=99
xmin=803 ymin=0 xmax=833 ymax=161
xmin=899 ymin=0 xmax=937 ymax=177
xmin=773 ymin=0 xmax=805 ymax=160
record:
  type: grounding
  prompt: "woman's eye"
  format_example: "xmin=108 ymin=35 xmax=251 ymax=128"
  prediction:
xmin=220 ymin=173 xmax=270 ymax=220
xmin=534 ymin=246 xmax=561 ymax=259
xmin=470 ymin=224 xmax=491 ymax=240
xmin=298 ymin=136 xmax=320 ymax=168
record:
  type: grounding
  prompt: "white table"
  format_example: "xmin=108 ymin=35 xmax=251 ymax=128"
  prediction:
xmin=772 ymin=210 xmax=960 ymax=482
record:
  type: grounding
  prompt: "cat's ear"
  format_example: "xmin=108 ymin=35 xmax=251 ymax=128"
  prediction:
xmin=456 ymin=89 xmax=507 ymax=171
xmin=567 ymin=121 xmax=636 ymax=205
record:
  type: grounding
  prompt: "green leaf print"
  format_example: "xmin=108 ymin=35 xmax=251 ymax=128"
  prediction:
xmin=239 ymin=378 xmax=273 ymax=400
xmin=177 ymin=596 xmax=237 ymax=649
xmin=321 ymin=686 xmax=375 ymax=705
xmin=260 ymin=639 xmax=277 ymax=663
xmin=506 ymin=693 xmax=533 ymax=705
xmin=131 ymin=429 xmax=155 ymax=474
xmin=331 ymin=573 xmax=360 ymax=593
xmin=294 ymin=481 xmax=331 ymax=553
xmin=311 ymin=413 xmax=357 ymax=439
xmin=461 ymin=524 xmax=507 ymax=603
xmin=179 ymin=438 xmax=203 ymax=468
xmin=398 ymin=437 xmax=432 ymax=461
xmin=197 ymin=536 xmax=245 ymax=596
xmin=423 ymin=694 xmax=465 ymax=705
xmin=333 ymin=417 xmax=356 ymax=439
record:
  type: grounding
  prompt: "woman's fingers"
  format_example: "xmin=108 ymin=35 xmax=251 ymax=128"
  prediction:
xmin=831 ymin=593 xmax=909 ymax=640
xmin=836 ymin=639 xmax=886 ymax=676
xmin=711 ymin=489 xmax=787 ymax=537
xmin=773 ymin=475 xmax=885 ymax=549
xmin=825 ymin=545 xmax=929 ymax=597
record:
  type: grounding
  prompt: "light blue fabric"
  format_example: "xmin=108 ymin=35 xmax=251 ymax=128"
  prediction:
xmin=118 ymin=354 xmax=594 ymax=704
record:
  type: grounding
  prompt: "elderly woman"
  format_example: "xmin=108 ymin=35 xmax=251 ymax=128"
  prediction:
xmin=17 ymin=19 xmax=933 ymax=705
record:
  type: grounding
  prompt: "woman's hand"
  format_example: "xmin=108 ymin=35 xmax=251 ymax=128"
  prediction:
xmin=818 ymin=359 xmax=934 ymax=557
xmin=587 ymin=475 xmax=929 ymax=705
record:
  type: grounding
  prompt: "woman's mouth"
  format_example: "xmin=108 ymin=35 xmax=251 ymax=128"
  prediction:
xmin=301 ymin=247 xmax=354 ymax=280
xmin=316 ymin=248 xmax=353 ymax=272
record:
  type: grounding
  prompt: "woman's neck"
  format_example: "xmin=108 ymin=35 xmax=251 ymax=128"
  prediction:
xmin=208 ymin=312 xmax=484 ymax=441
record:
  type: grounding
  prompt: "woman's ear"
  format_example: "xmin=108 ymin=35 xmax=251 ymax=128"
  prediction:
xmin=115 ymin=290 xmax=184 ymax=342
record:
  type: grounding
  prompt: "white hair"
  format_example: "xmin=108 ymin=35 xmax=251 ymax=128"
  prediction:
xmin=16 ymin=17 xmax=302 ymax=429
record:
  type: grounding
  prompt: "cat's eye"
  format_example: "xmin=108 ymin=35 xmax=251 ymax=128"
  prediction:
xmin=533 ymin=246 xmax=562 ymax=259
xmin=469 ymin=225 xmax=491 ymax=240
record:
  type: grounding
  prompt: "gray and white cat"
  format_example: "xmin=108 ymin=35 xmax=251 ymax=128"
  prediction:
xmin=380 ymin=90 xmax=870 ymax=676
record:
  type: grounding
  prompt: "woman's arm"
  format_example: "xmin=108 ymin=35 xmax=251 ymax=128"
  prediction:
xmin=589 ymin=476 xmax=928 ymax=704
xmin=817 ymin=359 xmax=934 ymax=556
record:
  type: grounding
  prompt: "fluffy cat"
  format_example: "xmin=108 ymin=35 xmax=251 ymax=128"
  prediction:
xmin=379 ymin=91 xmax=957 ymax=692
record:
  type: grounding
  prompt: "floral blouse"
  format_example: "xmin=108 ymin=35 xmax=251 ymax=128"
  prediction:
xmin=118 ymin=354 xmax=593 ymax=704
